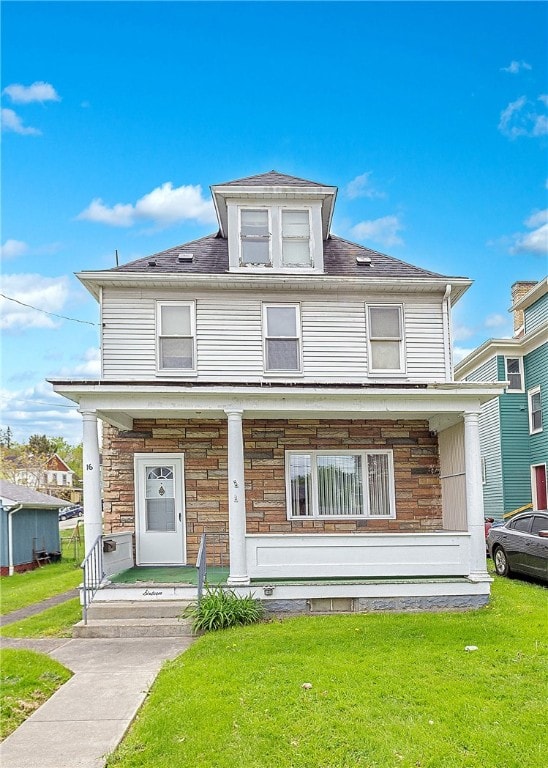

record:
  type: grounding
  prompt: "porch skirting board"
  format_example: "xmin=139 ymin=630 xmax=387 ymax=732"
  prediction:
xmin=86 ymin=576 xmax=490 ymax=614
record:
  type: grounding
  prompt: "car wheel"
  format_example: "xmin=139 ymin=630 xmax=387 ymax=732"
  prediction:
xmin=493 ymin=546 xmax=511 ymax=577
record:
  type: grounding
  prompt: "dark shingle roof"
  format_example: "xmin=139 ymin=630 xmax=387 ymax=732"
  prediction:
xmin=111 ymin=234 xmax=449 ymax=279
xmin=213 ymin=170 xmax=327 ymax=188
xmin=0 ymin=480 xmax=67 ymax=508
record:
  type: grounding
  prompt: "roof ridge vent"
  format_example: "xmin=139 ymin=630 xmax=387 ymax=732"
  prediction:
xmin=356 ymin=256 xmax=372 ymax=266
xmin=178 ymin=253 xmax=194 ymax=263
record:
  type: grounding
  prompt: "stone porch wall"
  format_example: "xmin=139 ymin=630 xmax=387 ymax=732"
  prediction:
xmin=102 ymin=418 xmax=442 ymax=564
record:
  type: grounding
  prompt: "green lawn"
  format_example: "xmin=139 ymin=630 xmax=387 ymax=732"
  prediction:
xmin=0 ymin=598 xmax=82 ymax=638
xmin=0 ymin=649 xmax=72 ymax=740
xmin=0 ymin=561 xmax=82 ymax=616
xmin=108 ymin=575 xmax=547 ymax=768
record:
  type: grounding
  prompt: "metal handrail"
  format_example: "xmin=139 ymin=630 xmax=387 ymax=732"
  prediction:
xmin=81 ymin=534 xmax=104 ymax=624
xmin=196 ymin=533 xmax=207 ymax=604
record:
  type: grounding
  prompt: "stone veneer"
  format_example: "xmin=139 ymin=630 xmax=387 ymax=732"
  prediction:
xmin=102 ymin=418 xmax=442 ymax=564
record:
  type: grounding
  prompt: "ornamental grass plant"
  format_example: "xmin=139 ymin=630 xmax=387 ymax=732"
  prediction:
xmin=184 ymin=586 xmax=265 ymax=632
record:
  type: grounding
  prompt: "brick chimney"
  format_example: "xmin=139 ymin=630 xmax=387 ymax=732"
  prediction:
xmin=511 ymin=280 xmax=537 ymax=337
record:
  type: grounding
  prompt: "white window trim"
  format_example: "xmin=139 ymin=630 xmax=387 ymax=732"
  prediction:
xmin=237 ymin=204 xmax=318 ymax=272
xmin=262 ymin=303 xmax=303 ymax=375
xmin=156 ymin=300 xmax=197 ymax=376
xmin=528 ymin=386 xmax=543 ymax=434
xmin=239 ymin=207 xmax=272 ymax=267
xmin=504 ymin=356 xmax=524 ymax=393
xmin=365 ymin=303 xmax=406 ymax=375
xmin=285 ymin=449 xmax=396 ymax=520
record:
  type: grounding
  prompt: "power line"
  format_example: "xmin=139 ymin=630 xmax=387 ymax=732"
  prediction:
xmin=0 ymin=293 xmax=99 ymax=326
xmin=0 ymin=396 xmax=79 ymax=409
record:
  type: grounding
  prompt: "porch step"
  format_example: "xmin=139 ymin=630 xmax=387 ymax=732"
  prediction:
xmin=73 ymin=616 xmax=194 ymax=638
xmin=86 ymin=599 xmax=190 ymax=620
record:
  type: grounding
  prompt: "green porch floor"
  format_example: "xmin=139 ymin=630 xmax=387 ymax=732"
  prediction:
xmin=110 ymin=566 xmax=229 ymax=585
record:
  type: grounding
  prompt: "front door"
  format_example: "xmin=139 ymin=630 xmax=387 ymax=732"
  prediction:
xmin=533 ymin=465 xmax=547 ymax=510
xmin=135 ymin=454 xmax=186 ymax=566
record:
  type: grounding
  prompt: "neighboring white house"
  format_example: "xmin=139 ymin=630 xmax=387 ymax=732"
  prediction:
xmin=51 ymin=170 xmax=504 ymax=612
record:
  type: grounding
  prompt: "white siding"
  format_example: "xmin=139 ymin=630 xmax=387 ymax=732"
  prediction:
xmin=438 ymin=422 xmax=467 ymax=531
xmin=101 ymin=288 xmax=447 ymax=382
xmin=404 ymin=304 xmax=446 ymax=381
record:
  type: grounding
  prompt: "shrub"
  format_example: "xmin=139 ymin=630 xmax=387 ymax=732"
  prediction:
xmin=185 ymin=586 xmax=265 ymax=632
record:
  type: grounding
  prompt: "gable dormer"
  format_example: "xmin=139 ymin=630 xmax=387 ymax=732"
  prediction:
xmin=211 ymin=171 xmax=337 ymax=274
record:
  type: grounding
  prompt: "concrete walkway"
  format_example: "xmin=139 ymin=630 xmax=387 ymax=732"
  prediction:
xmin=0 ymin=636 xmax=194 ymax=768
xmin=0 ymin=589 xmax=79 ymax=627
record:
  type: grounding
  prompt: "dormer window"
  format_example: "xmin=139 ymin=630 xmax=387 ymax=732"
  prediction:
xmin=241 ymin=209 xmax=271 ymax=265
xmin=281 ymin=210 xmax=311 ymax=266
xmin=233 ymin=204 xmax=320 ymax=271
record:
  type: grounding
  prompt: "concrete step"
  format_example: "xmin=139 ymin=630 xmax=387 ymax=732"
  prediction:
xmin=73 ymin=616 xmax=194 ymax=638
xmin=87 ymin=600 xmax=191 ymax=620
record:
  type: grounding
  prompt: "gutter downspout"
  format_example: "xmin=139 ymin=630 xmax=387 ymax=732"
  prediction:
xmin=442 ymin=284 xmax=452 ymax=382
xmin=7 ymin=504 xmax=23 ymax=576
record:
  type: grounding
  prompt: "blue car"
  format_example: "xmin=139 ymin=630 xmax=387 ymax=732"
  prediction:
xmin=487 ymin=511 xmax=548 ymax=582
xmin=58 ymin=505 xmax=83 ymax=521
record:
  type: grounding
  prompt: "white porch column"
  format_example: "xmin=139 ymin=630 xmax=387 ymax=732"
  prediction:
xmin=225 ymin=409 xmax=249 ymax=585
xmin=81 ymin=410 xmax=102 ymax=554
xmin=464 ymin=411 xmax=490 ymax=581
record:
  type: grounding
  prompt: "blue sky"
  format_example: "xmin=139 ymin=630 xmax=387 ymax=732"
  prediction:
xmin=1 ymin=1 xmax=547 ymax=444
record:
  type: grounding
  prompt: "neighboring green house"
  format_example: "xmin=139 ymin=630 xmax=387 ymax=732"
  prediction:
xmin=455 ymin=278 xmax=547 ymax=519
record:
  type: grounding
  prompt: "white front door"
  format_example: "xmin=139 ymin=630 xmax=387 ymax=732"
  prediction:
xmin=134 ymin=453 xmax=186 ymax=566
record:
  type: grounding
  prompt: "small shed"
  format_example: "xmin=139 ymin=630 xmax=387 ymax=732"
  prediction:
xmin=0 ymin=480 xmax=66 ymax=576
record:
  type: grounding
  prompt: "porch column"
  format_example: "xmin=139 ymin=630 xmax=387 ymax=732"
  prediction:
xmin=464 ymin=411 xmax=490 ymax=581
xmin=81 ymin=410 xmax=102 ymax=554
xmin=225 ymin=409 xmax=249 ymax=585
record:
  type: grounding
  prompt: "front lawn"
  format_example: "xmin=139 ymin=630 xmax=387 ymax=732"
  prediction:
xmin=0 ymin=649 xmax=72 ymax=740
xmin=0 ymin=599 xmax=82 ymax=638
xmin=0 ymin=561 xmax=82 ymax=616
xmin=108 ymin=575 xmax=547 ymax=768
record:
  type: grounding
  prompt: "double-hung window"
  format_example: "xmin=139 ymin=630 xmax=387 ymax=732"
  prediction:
xmin=240 ymin=209 xmax=271 ymax=265
xmin=281 ymin=210 xmax=311 ymax=266
xmin=367 ymin=304 xmax=405 ymax=373
xmin=528 ymin=387 xmax=543 ymax=434
xmin=157 ymin=301 xmax=196 ymax=372
xmin=286 ymin=450 xmax=395 ymax=519
xmin=505 ymin=357 xmax=523 ymax=392
xmin=263 ymin=304 xmax=301 ymax=373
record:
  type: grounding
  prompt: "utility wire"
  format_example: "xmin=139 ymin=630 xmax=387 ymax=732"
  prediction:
xmin=0 ymin=397 xmax=79 ymax=409
xmin=0 ymin=293 xmax=99 ymax=326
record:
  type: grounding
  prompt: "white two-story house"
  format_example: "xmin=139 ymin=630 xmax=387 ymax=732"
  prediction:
xmin=51 ymin=171 xmax=503 ymax=613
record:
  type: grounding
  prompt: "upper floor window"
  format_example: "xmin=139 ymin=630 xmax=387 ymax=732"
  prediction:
xmin=237 ymin=206 xmax=316 ymax=270
xmin=367 ymin=304 xmax=405 ymax=374
xmin=281 ymin=210 xmax=311 ymax=266
xmin=528 ymin=387 xmax=543 ymax=434
xmin=263 ymin=304 xmax=301 ymax=373
xmin=505 ymin=357 xmax=523 ymax=392
xmin=157 ymin=301 xmax=196 ymax=373
xmin=240 ymin=209 xmax=270 ymax=265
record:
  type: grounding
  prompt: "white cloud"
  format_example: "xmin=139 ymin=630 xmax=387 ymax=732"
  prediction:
xmin=0 ymin=274 xmax=70 ymax=331
xmin=512 ymin=208 xmax=548 ymax=256
xmin=2 ymin=81 xmax=61 ymax=104
xmin=485 ymin=313 xmax=507 ymax=329
xmin=0 ymin=239 xmax=29 ymax=260
xmin=0 ymin=382 xmax=81 ymax=445
xmin=77 ymin=182 xmax=217 ymax=229
xmin=351 ymin=215 xmax=404 ymax=247
xmin=498 ymin=95 xmax=548 ymax=139
xmin=70 ymin=348 xmax=101 ymax=377
xmin=453 ymin=347 xmax=475 ymax=364
xmin=500 ymin=60 xmax=532 ymax=74
xmin=1 ymin=108 xmax=41 ymax=136
xmin=345 ymin=172 xmax=386 ymax=200
xmin=452 ymin=323 xmax=475 ymax=342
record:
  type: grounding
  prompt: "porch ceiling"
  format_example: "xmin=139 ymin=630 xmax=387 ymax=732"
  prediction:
xmin=50 ymin=380 xmax=505 ymax=433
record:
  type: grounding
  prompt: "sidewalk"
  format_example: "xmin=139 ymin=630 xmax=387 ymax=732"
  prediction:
xmin=0 ymin=636 xmax=194 ymax=768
